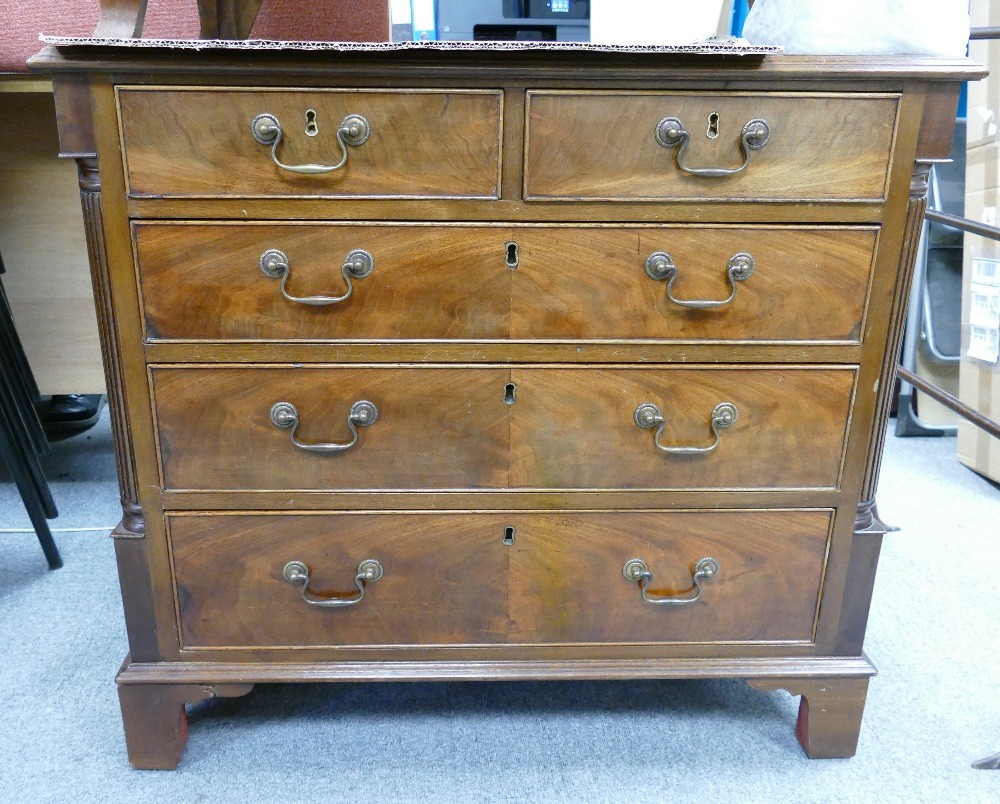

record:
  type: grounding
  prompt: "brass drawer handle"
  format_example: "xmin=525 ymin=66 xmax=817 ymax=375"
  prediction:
xmin=622 ymin=557 xmax=719 ymax=606
xmin=645 ymin=251 xmax=754 ymax=309
xmin=251 ymin=112 xmax=370 ymax=174
xmin=270 ymin=400 xmax=378 ymax=453
xmin=260 ymin=248 xmax=374 ymax=306
xmin=283 ymin=559 xmax=383 ymax=608
xmin=655 ymin=116 xmax=770 ymax=178
xmin=633 ymin=401 xmax=738 ymax=455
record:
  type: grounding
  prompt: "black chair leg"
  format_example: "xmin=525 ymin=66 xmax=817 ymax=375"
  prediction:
xmin=0 ymin=415 xmax=62 ymax=570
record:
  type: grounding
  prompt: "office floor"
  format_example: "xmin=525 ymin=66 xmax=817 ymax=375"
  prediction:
xmin=0 ymin=413 xmax=997 ymax=803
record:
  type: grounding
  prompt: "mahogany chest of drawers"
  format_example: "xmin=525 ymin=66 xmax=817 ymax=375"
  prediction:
xmin=35 ymin=39 xmax=980 ymax=768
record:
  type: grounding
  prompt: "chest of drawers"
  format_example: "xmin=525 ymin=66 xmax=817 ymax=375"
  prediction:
xmin=36 ymin=40 xmax=980 ymax=769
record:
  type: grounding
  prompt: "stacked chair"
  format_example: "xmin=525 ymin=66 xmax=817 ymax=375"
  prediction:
xmin=0 ymin=251 xmax=61 ymax=570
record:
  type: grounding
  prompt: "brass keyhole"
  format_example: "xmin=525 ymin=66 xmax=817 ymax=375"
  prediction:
xmin=706 ymin=112 xmax=720 ymax=139
xmin=505 ymin=241 xmax=519 ymax=270
xmin=305 ymin=109 xmax=319 ymax=137
xmin=503 ymin=526 xmax=515 ymax=545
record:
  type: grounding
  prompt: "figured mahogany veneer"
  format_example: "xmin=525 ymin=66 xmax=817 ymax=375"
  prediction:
xmin=37 ymin=38 xmax=981 ymax=767
xmin=134 ymin=223 xmax=877 ymax=343
xmin=525 ymin=92 xmax=899 ymax=201
xmin=169 ymin=509 xmax=832 ymax=649
xmin=150 ymin=365 xmax=854 ymax=491
xmin=118 ymin=88 xmax=503 ymax=199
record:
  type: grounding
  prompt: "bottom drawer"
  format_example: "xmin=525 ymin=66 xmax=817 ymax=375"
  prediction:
xmin=169 ymin=510 xmax=832 ymax=649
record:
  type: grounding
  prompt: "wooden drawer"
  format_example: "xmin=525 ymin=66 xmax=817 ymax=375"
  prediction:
xmin=134 ymin=223 xmax=512 ymax=341
xmin=151 ymin=366 xmax=511 ymax=491
xmin=151 ymin=365 xmax=854 ymax=492
xmin=169 ymin=509 xmax=831 ymax=649
xmin=509 ymin=367 xmax=854 ymax=490
xmin=117 ymin=88 xmax=503 ymax=199
xmin=511 ymin=225 xmax=877 ymax=342
xmin=134 ymin=223 xmax=876 ymax=344
xmin=524 ymin=92 xmax=898 ymax=201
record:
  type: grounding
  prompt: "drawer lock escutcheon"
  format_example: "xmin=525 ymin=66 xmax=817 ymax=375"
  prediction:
xmin=283 ymin=559 xmax=383 ymax=608
xmin=622 ymin=557 xmax=719 ymax=607
xmin=270 ymin=400 xmax=378 ymax=453
xmin=251 ymin=111 xmax=370 ymax=174
xmin=654 ymin=115 xmax=770 ymax=177
xmin=644 ymin=251 xmax=754 ymax=309
xmin=260 ymin=248 xmax=374 ymax=306
xmin=633 ymin=401 xmax=738 ymax=455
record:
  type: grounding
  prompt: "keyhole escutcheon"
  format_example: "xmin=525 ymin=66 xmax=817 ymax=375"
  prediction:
xmin=503 ymin=526 xmax=515 ymax=545
xmin=305 ymin=109 xmax=319 ymax=136
xmin=505 ymin=241 xmax=519 ymax=269
xmin=706 ymin=112 xmax=720 ymax=139
xmin=504 ymin=383 xmax=517 ymax=405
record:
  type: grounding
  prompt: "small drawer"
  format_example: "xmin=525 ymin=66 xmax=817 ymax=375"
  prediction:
xmin=524 ymin=91 xmax=898 ymax=201
xmin=151 ymin=365 xmax=854 ymax=492
xmin=118 ymin=87 xmax=503 ymax=199
xmin=511 ymin=225 xmax=877 ymax=343
xmin=151 ymin=366 xmax=511 ymax=492
xmin=509 ymin=367 xmax=855 ymax=491
xmin=134 ymin=223 xmax=513 ymax=341
xmin=169 ymin=509 xmax=831 ymax=649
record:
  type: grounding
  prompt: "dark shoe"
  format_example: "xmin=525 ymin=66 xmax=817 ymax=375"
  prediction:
xmin=37 ymin=394 xmax=106 ymax=438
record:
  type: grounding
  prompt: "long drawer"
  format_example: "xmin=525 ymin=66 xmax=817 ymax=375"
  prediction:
xmin=134 ymin=223 xmax=877 ymax=344
xmin=150 ymin=365 xmax=855 ymax=491
xmin=117 ymin=88 xmax=503 ymax=199
xmin=169 ymin=509 xmax=832 ymax=649
xmin=524 ymin=91 xmax=898 ymax=201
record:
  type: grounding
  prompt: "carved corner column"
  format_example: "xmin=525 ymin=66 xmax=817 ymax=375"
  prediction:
xmin=78 ymin=157 xmax=164 ymax=661
xmin=859 ymin=160 xmax=933 ymax=525
xmin=78 ymin=157 xmax=143 ymax=540
xmin=835 ymin=161 xmax=934 ymax=655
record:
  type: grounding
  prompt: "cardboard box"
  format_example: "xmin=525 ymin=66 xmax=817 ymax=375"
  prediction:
xmin=966 ymin=39 xmax=1000 ymax=150
xmin=966 ymin=142 xmax=1000 ymax=194
xmin=957 ymin=180 xmax=1000 ymax=482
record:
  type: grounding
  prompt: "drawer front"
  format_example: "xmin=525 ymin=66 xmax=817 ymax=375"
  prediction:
xmin=151 ymin=367 xmax=512 ymax=491
xmin=118 ymin=88 xmax=503 ymax=199
xmin=170 ymin=509 xmax=831 ymax=649
xmin=171 ymin=513 xmax=511 ymax=648
xmin=524 ymin=92 xmax=898 ymax=201
xmin=509 ymin=367 xmax=855 ymax=491
xmin=152 ymin=366 xmax=853 ymax=492
xmin=136 ymin=223 xmax=875 ymax=344
xmin=134 ymin=223 xmax=513 ymax=341
xmin=511 ymin=225 xmax=876 ymax=342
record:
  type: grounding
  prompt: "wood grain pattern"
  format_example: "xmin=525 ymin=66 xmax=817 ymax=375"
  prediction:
xmin=508 ymin=510 xmax=831 ymax=644
xmin=41 ymin=43 xmax=973 ymax=766
xmin=134 ymin=223 xmax=877 ymax=344
xmin=170 ymin=513 xmax=511 ymax=648
xmin=169 ymin=509 xmax=830 ymax=648
xmin=525 ymin=92 xmax=898 ymax=201
xmin=134 ymin=223 xmax=512 ymax=341
xmin=151 ymin=365 xmax=854 ymax=492
xmin=151 ymin=366 xmax=511 ymax=491
xmin=118 ymin=88 xmax=503 ymax=199
xmin=509 ymin=367 xmax=855 ymax=490
xmin=512 ymin=225 xmax=877 ymax=342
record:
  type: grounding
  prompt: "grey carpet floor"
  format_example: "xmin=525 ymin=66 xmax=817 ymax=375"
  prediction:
xmin=0 ymin=413 xmax=997 ymax=802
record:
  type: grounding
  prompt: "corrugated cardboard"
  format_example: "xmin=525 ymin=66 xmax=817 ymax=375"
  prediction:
xmin=959 ymin=1 xmax=1000 ymax=481
xmin=966 ymin=142 xmax=1000 ymax=194
xmin=966 ymin=39 xmax=999 ymax=150
xmin=958 ymin=173 xmax=1000 ymax=482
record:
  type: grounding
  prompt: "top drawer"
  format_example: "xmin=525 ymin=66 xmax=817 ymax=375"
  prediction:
xmin=117 ymin=88 xmax=503 ymax=200
xmin=524 ymin=92 xmax=899 ymax=202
